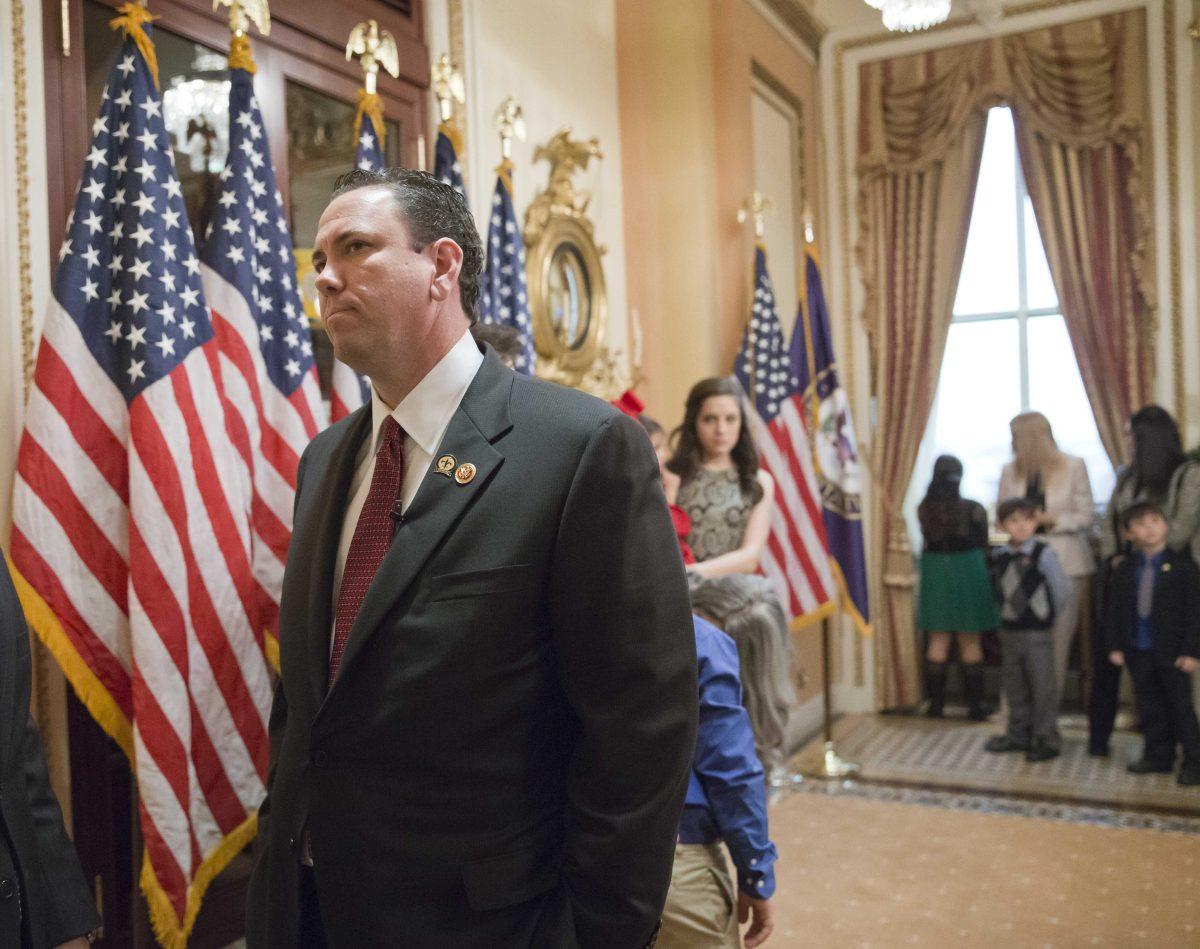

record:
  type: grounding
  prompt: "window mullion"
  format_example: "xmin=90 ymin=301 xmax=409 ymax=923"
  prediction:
xmin=1015 ymin=126 xmax=1031 ymax=411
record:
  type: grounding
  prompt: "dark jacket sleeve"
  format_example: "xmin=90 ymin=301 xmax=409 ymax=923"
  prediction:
xmin=18 ymin=714 xmax=100 ymax=946
xmin=549 ymin=413 xmax=698 ymax=948
xmin=1104 ymin=562 xmax=1130 ymax=654
xmin=1178 ymin=555 xmax=1200 ymax=659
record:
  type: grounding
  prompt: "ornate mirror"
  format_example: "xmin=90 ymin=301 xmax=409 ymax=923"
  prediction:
xmin=524 ymin=129 xmax=609 ymax=389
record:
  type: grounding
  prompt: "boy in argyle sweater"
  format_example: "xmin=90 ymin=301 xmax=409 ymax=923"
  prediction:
xmin=985 ymin=498 xmax=1069 ymax=762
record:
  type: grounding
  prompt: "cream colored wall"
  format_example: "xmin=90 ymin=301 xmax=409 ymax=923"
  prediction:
xmin=426 ymin=0 xmax=631 ymax=372
xmin=614 ymin=0 xmax=721 ymax=424
xmin=1 ymin=0 xmax=51 ymax=545
xmin=751 ymin=83 xmax=804 ymax=332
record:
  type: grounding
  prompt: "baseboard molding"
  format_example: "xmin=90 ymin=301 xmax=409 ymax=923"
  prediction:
xmin=785 ymin=692 xmax=827 ymax=755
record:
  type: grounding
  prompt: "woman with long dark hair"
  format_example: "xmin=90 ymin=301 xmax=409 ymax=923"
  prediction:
xmin=1102 ymin=405 xmax=1200 ymax=563
xmin=1092 ymin=405 xmax=1200 ymax=755
xmin=667 ymin=377 xmax=774 ymax=579
xmin=668 ymin=377 xmax=795 ymax=783
xmin=917 ymin=455 xmax=998 ymax=720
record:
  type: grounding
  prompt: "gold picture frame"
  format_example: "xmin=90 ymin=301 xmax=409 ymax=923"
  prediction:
xmin=523 ymin=128 xmax=610 ymax=391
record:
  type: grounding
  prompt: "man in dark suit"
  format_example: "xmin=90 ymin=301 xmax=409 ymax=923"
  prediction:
xmin=246 ymin=168 xmax=698 ymax=948
xmin=0 ymin=558 xmax=99 ymax=949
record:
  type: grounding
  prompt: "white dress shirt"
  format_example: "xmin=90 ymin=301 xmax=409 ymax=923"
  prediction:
xmin=331 ymin=329 xmax=484 ymax=614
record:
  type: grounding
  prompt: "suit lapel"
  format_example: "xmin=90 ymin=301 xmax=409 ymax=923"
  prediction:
xmin=323 ymin=351 xmax=513 ymax=706
xmin=294 ymin=409 xmax=372 ymax=706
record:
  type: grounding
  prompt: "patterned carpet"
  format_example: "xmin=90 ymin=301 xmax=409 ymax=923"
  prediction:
xmin=766 ymin=790 xmax=1200 ymax=948
xmin=791 ymin=714 xmax=1200 ymax=814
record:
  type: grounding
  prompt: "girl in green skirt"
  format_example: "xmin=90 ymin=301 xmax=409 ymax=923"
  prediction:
xmin=918 ymin=455 xmax=999 ymax=719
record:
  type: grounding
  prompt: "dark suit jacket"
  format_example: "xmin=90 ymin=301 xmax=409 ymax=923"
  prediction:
xmin=1105 ymin=547 xmax=1200 ymax=663
xmin=0 ymin=558 xmax=99 ymax=948
xmin=246 ymin=349 xmax=698 ymax=948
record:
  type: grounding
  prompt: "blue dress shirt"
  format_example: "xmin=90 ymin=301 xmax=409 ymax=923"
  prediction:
xmin=679 ymin=615 xmax=778 ymax=899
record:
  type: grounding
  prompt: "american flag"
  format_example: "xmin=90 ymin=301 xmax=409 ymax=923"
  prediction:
xmin=355 ymin=107 xmax=384 ymax=171
xmin=9 ymin=25 xmax=269 ymax=947
xmin=326 ymin=100 xmax=379 ymax=422
xmin=478 ymin=162 xmax=535 ymax=373
xmin=200 ymin=64 xmax=326 ymax=649
xmin=734 ymin=246 xmax=836 ymax=624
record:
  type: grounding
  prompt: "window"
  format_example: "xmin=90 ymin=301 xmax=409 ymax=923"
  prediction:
xmin=907 ymin=107 xmax=1114 ymax=529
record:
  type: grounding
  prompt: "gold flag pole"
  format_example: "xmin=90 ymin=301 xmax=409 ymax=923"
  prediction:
xmin=346 ymin=20 xmax=399 ymax=152
xmin=431 ymin=53 xmax=467 ymax=178
xmin=736 ymin=192 xmax=771 ymax=409
xmin=493 ymin=95 xmax=526 ymax=177
xmin=799 ymin=212 xmax=860 ymax=783
xmin=214 ymin=0 xmax=270 ymax=74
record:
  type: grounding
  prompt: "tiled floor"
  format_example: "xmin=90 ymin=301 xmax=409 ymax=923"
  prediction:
xmin=792 ymin=714 xmax=1200 ymax=813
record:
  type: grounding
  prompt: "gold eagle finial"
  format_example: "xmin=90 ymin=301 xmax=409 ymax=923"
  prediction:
xmin=431 ymin=53 xmax=466 ymax=124
xmin=494 ymin=97 xmax=526 ymax=161
xmin=213 ymin=0 xmax=270 ymax=38
xmin=346 ymin=20 xmax=400 ymax=95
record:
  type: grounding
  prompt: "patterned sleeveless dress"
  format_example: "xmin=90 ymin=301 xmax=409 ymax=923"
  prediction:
xmin=677 ymin=466 xmax=795 ymax=778
xmin=676 ymin=467 xmax=751 ymax=563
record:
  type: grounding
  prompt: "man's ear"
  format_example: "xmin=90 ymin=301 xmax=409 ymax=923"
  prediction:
xmin=429 ymin=238 xmax=465 ymax=303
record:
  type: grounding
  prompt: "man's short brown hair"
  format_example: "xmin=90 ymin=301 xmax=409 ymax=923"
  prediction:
xmin=330 ymin=167 xmax=484 ymax=321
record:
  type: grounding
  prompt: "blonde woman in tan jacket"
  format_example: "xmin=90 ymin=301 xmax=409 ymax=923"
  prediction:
xmin=998 ymin=412 xmax=1097 ymax=693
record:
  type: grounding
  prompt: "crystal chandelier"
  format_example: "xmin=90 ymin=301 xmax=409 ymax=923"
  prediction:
xmin=864 ymin=0 xmax=952 ymax=32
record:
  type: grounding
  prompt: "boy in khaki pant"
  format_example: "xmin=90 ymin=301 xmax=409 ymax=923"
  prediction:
xmin=660 ymin=615 xmax=777 ymax=948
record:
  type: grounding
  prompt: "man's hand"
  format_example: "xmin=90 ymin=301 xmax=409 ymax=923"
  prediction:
xmin=1176 ymin=656 xmax=1200 ymax=673
xmin=1109 ymin=650 xmax=1125 ymax=667
xmin=1036 ymin=510 xmax=1056 ymax=530
xmin=738 ymin=892 xmax=774 ymax=947
xmin=53 ymin=939 xmax=90 ymax=949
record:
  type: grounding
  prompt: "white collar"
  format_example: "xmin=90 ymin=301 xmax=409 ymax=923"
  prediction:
xmin=368 ymin=329 xmax=483 ymax=455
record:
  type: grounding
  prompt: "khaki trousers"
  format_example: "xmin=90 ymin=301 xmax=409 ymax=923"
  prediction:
xmin=659 ymin=843 xmax=740 ymax=949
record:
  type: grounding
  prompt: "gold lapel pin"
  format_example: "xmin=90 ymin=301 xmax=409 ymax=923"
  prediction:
xmin=436 ymin=454 xmax=457 ymax=476
xmin=454 ymin=462 xmax=477 ymax=485
xmin=1162 ymin=562 xmax=1172 ymax=572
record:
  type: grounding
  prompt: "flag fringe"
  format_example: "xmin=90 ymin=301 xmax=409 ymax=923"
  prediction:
xmin=109 ymin=3 xmax=160 ymax=90
xmin=264 ymin=629 xmax=280 ymax=674
xmin=10 ymin=556 xmax=266 ymax=949
xmin=354 ymin=89 xmax=386 ymax=146
xmin=438 ymin=119 xmax=466 ymax=163
xmin=784 ymin=564 xmax=873 ymax=639
xmin=788 ymin=598 xmax=836 ymax=633
xmin=6 ymin=557 xmax=134 ymax=758
xmin=140 ymin=812 xmax=259 ymax=949
xmin=829 ymin=559 xmax=873 ymax=639
xmin=228 ymin=35 xmax=257 ymax=75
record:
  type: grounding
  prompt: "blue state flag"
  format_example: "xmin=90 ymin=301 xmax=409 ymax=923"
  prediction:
xmin=790 ymin=246 xmax=871 ymax=636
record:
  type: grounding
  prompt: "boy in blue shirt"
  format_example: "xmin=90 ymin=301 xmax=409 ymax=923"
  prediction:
xmin=659 ymin=615 xmax=778 ymax=948
xmin=1106 ymin=501 xmax=1200 ymax=786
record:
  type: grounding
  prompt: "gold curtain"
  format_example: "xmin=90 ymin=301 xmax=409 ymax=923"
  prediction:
xmin=856 ymin=10 xmax=1154 ymax=709
xmin=1008 ymin=11 xmax=1154 ymax=466
xmin=857 ymin=46 xmax=992 ymax=709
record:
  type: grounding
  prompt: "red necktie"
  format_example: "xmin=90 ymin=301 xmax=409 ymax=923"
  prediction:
xmin=329 ymin=416 xmax=404 ymax=686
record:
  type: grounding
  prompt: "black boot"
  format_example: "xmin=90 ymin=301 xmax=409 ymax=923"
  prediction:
xmin=963 ymin=663 xmax=988 ymax=722
xmin=925 ymin=661 xmax=948 ymax=718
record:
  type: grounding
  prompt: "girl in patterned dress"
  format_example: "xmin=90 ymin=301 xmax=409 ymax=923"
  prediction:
xmin=667 ymin=377 xmax=796 ymax=782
